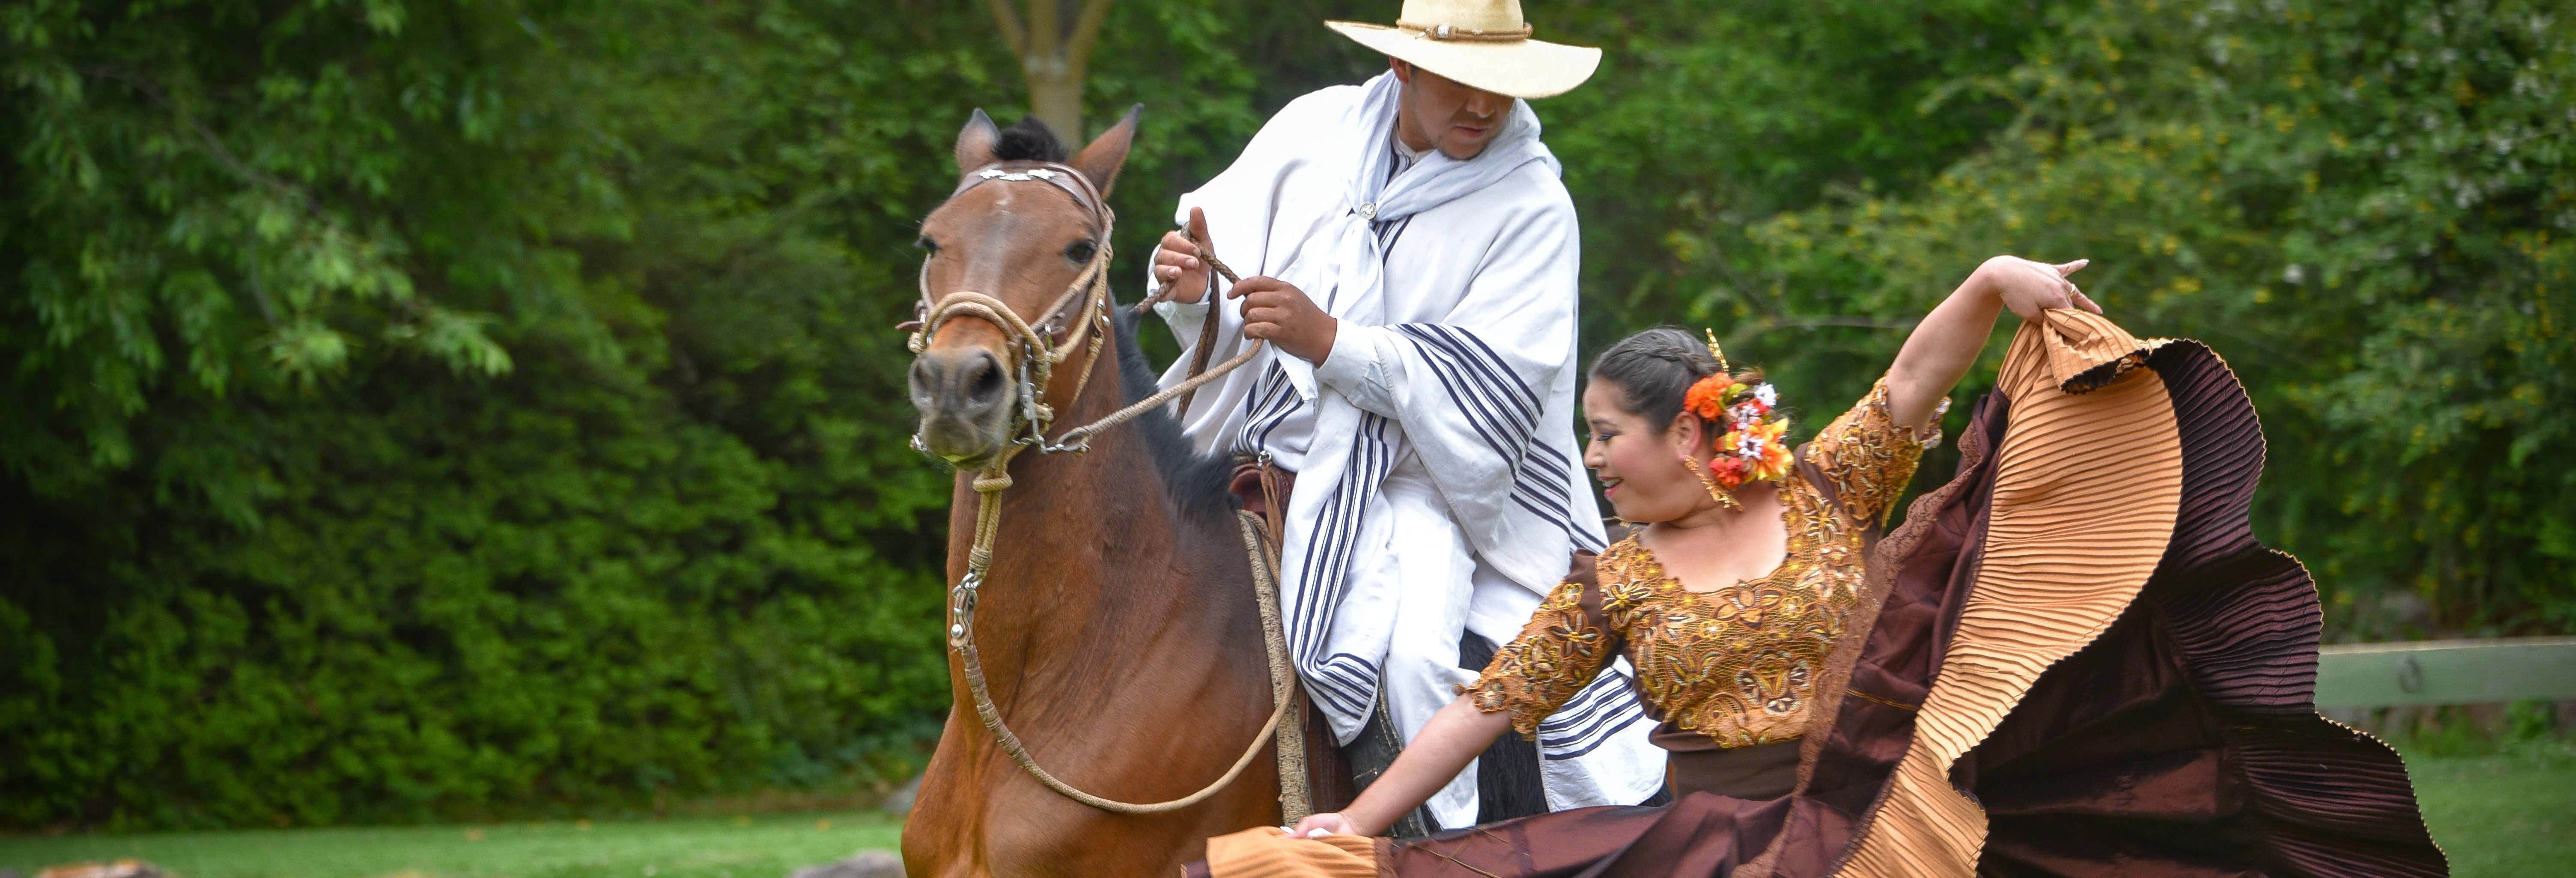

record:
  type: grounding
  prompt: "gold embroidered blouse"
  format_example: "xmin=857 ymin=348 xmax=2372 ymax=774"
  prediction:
xmin=1464 ymin=378 xmax=1935 ymax=749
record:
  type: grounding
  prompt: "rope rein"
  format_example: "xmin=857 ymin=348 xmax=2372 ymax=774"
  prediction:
xmin=1048 ymin=240 xmax=1252 ymax=449
xmin=948 ymin=511 xmax=1295 ymax=814
xmin=912 ymin=161 xmax=1305 ymax=818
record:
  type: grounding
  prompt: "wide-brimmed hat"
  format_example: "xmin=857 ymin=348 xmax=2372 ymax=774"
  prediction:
xmin=1326 ymin=0 xmax=1601 ymax=100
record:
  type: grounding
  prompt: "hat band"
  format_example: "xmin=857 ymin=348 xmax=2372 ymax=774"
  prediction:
xmin=1394 ymin=19 xmax=1534 ymax=42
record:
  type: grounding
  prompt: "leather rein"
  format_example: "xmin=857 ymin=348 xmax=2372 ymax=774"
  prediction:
xmin=908 ymin=161 xmax=1294 ymax=816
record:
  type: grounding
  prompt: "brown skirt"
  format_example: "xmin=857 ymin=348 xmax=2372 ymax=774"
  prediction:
xmin=1195 ymin=312 xmax=2447 ymax=878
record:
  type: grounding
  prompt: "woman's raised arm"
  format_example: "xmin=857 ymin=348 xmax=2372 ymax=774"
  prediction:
xmin=1884 ymin=256 xmax=2100 ymax=430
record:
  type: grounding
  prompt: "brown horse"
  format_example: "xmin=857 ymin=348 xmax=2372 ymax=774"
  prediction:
xmin=901 ymin=108 xmax=1288 ymax=877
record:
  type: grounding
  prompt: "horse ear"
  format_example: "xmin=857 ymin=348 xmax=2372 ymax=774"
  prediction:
xmin=1069 ymin=104 xmax=1142 ymax=197
xmin=955 ymin=108 xmax=1002 ymax=175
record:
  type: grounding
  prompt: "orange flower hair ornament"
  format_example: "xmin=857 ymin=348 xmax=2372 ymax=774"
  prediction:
xmin=1682 ymin=331 xmax=1792 ymax=504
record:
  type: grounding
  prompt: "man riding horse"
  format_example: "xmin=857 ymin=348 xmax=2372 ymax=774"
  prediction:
xmin=1146 ymin=0 xmax=1661 ymax=833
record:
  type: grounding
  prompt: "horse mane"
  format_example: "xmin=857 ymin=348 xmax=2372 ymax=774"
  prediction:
xmin=1110 ymin=307 xmax=1238 ymax=519
xmin=996 ymin=116 xmax=1069 ymax=163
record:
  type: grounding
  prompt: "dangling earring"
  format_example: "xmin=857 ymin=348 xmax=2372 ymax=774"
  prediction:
xmin=1678 ymin=452 xmax=1744 ymax=512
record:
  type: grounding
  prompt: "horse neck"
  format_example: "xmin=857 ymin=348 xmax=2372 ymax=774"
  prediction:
xmin=944 ymin=342 xmax=1252 ymax=697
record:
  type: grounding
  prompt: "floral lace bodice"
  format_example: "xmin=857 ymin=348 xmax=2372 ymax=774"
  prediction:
xmin=1464 ymin=379 xmax=1935 ymax=748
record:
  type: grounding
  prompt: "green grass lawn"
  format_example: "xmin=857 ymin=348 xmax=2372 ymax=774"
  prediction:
xmin=0 ymin=812 xmax=900 ymax=878
xmin=5 ymin=747 xmax=2570 ymax=878
xmin=2406 ymin=746 xmax=2576 ymax=878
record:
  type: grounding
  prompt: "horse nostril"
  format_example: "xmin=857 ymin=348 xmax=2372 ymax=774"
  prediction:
xmin=964 ymin=353 xmax=1005 ymax=404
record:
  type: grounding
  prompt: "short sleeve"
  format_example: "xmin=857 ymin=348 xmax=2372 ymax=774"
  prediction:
xmin=1460 ymin=558 xmax=1621 ymax=741
xmin=1806 ymin=378 xmax=1939 ymax=526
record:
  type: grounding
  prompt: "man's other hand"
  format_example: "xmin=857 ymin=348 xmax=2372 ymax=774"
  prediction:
xmin=1231 ymin=276 xmax=1337 ymax=364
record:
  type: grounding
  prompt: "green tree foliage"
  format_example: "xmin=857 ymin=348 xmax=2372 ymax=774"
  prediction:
xmin=4 ymin=0 xmax=2567 ymax=829
xmin=0 ymin=0 xmax=1370 ymax=833
xmin=0 ymin=0 xmax=984 ymax=829
xmin=1542 ymin=0 xmax=2055 ymax=336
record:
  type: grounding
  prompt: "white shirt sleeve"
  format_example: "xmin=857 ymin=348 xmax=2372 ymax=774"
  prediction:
xmin=1313 ymin=321 xmax=1406 ymax=418
xmin=1152 ymin=298 xmax=1210 ymax=350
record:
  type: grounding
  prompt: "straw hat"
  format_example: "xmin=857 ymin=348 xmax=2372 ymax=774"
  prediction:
xmin=1326 ymin=0 xmax=1601 ymax=100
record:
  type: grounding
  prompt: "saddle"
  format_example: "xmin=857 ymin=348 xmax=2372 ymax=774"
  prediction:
xmin=1226 ymin=460 xmax=1294 ymax=536
xmin=1222 ymin=459 xmax=1357 ymax=816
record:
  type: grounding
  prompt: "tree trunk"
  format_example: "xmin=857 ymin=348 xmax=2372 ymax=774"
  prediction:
xmin=1027 ymin=60 xmax=1082 ymax=142
xmin=984 ymin=0 xmax=1113 ymax=141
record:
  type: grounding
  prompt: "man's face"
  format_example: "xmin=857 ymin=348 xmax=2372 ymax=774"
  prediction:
xmin=1392 ymin=60 xmax=1512 ymax=160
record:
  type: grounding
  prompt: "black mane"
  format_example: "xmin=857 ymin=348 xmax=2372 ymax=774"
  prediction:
xmin=995 ymin=116 xmax=1069 ymax=163
xmin=1109 ymin=307 xmax=1237 ymax=519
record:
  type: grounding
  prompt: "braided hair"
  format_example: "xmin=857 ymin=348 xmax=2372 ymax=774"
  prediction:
xmin=1588 ymin=327 xmax=1765 ymax=431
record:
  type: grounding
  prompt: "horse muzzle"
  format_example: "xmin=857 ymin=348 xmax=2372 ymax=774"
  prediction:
xmin=909 ymin=346 xmax=1018 ymax=465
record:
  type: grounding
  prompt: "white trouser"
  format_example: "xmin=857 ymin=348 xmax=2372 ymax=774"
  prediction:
xmin=1365 ymin=462 xmax=1556 ymax=828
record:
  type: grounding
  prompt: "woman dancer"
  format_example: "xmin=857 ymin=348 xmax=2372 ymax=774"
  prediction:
xmin=1192 ymin=256 xmax=2446 ymax=878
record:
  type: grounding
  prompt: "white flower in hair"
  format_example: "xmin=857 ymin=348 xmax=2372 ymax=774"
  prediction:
xmin=1752 ymin=384 xmax=1778 ymax=407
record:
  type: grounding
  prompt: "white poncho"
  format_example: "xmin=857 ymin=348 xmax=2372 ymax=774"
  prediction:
xmin=1153 ymin=72 xmax=1661 ymax=826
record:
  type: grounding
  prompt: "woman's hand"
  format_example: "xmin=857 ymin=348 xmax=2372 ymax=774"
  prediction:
xmin=1886 ymin=255 xmax=2102 ymax=431
xmin=1287 ymin=812 xmax=1361 ymax=838
xmin=1976 ymin=256 xmax=2099 ymax=320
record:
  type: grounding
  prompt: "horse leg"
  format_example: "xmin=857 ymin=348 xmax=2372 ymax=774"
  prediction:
xmin=903 ymin=717 xmax=989 ymax=878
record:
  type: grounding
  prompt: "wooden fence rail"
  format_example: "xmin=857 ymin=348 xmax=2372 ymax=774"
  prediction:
xmin=2314 ymin=636 xmax=2576 ymax=708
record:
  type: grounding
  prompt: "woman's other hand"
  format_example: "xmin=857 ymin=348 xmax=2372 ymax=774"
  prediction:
xmin=1977 ymin=256 xmax=2099 ymax=320
xmin=1287 ymin=812 xmax=1360 ymax=838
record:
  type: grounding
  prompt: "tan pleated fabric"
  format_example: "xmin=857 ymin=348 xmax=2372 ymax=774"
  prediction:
xmin=1829 ymin=310 xmax=2184 ymax=878
xmin=1205 ymin=827 xmax=1383 ymax=878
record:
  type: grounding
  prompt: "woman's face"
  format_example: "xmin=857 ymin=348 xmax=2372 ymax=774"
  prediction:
xmin=1582 ymin=378 xmax=1712 ymax=524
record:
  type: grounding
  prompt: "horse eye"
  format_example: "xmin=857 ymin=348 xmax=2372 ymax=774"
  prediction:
xmin=916 ymin=236 xmax=939 ymax=254
xmin=1063 ymin=239 xmax=1097 ymax=264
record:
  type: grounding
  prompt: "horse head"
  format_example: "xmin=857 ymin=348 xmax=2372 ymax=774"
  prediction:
xmin=908 ymin=106 xmax=1139 ymax=468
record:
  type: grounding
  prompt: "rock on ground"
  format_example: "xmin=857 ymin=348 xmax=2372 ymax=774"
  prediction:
xmin=36 ymin=862 xmax=169 ymax=878
xmin=881 ymin=771 xmax=923 ymax=816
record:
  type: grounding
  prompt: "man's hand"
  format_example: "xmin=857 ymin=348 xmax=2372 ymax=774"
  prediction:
xmin=1151 ymin=207 xmax=1215 ymax=305
xmin=1231 ymin=276 xmax=1337 ymax=364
